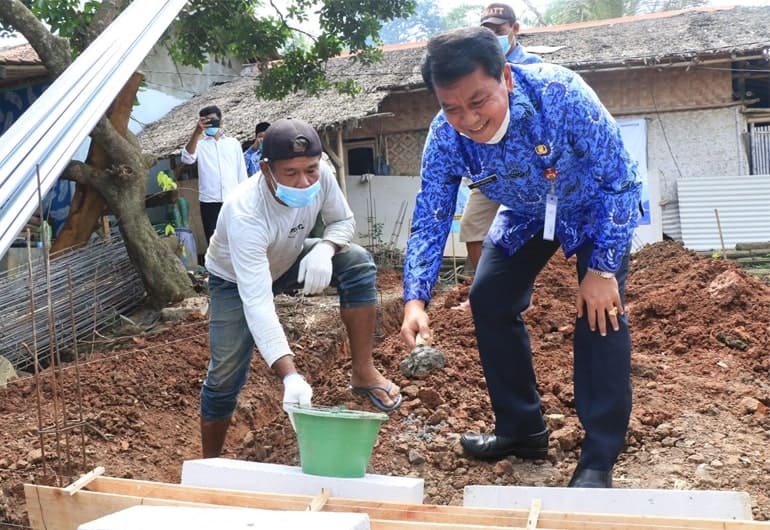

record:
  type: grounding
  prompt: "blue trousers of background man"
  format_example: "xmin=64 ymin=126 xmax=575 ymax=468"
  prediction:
xmin=469 ymin=234 xmax=632 ymax=471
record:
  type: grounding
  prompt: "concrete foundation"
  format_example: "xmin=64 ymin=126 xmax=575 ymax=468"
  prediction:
xmin=78 ymin=505 xmax=370 ymax=530
xmin=464 ymin=485 xmax=753 ymax=520
xmin=181 ymin=458 xmax=424 ymax=504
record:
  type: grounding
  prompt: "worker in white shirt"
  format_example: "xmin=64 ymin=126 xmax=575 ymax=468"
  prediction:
xmin=200 ymin=118 xmax=403 ymax=458
xmin=181 ymin=105 xmax=248 ymax=244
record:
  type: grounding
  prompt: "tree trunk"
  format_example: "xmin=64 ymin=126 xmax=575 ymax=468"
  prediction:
xmin=88 ymin=157 xmax=193 ymax=308
xmin=52 ymin=72 xmax=142 ymax=252
xmin=0 ymin=0 xmax=196 ymax=307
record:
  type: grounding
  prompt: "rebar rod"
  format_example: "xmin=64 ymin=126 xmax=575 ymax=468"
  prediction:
xmin=67 ymin=267 xmax=88 ymax=471
xmin=36 ymin=166 xmax=63 ymax=485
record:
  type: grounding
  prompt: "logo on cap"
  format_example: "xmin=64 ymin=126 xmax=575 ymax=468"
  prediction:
xmin=292 ymin=138 xmax=309 ymax=153
xmin=483 ymin=6 xmax=505 ymax=17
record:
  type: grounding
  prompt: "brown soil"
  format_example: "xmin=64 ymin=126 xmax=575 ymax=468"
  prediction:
xmin=1 ymin=241 xmax=770 ymax=526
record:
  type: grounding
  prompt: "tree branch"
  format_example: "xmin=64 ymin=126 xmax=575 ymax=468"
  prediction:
xmin=85 ymin=0 xmax=129 ymax=45
xmin=62 ymin=161 xmax=98 ymax=186
xmin=520 ymin=0 xmax=547 ymax=26
xmin=92 ymin=116 xmax=142 ymax=167
xmin=269 ymin=0 xmax=318 ymax=42
xmin=0 ymin=0 xmax=71 ymax=77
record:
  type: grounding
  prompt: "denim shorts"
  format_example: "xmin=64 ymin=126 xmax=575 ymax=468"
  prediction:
xmin=200 ymin=239 xmax=376 ymax=421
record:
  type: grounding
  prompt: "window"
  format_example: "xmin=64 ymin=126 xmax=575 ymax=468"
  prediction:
xmin=345 ymin=140 xmax=375 ymax=175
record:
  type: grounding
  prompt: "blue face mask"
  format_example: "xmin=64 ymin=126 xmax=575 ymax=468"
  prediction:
xmin=204 ymin=127 xmax=220 ymax=136
xmin=497 ymin=35 xmax=510 ymax=54
xmin=268 ymin=167 xmax=321 ymax=208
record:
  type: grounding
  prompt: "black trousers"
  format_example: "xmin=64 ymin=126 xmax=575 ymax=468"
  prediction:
xmin=200 ymin=201 xmax=223 ymax=244
xmin=469 ymin=235 xmax=632 ymax=470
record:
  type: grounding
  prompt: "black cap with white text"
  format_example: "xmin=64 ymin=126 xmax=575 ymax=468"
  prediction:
xmin=260 ymin=118 xmax=322 ymax=161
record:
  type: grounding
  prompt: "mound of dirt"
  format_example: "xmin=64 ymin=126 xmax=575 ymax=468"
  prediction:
xmin=1 ymin=241 xmax=769 ymax=525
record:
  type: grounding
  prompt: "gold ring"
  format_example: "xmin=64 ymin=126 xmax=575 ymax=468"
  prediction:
xmin=607 ymin=307 xmax=619 ymax=317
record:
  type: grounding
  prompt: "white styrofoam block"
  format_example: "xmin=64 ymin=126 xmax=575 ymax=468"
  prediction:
xmin=464 ymin=485 xmax=753 ymax=520
xmin=78 ymin=505 xmax=370 ymax=530
xmin=181 ymin=458 xmax=424 ymax=504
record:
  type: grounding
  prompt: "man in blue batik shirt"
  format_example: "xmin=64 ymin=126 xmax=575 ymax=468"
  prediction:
xmin=457 ymin=3 xmax=543 ymax=309
xmin=400 ymin=27 xmax=641 ymax=488
xmin=243 ymin=121 xmax=270 ymax=176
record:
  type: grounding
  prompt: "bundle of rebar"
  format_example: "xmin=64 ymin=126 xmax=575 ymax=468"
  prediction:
xmin=0 ymin=230 xmax=145 ymax=370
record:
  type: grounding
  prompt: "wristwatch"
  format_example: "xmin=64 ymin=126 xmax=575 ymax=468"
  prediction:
xmin=588 ymin=267 xmax=615 ymax=280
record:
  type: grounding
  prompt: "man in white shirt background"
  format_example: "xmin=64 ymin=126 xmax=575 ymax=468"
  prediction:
xmin=200 ymin=118 xmax=403 ymax=457
xmin=181 ymin=105 xmax=248 ymax=244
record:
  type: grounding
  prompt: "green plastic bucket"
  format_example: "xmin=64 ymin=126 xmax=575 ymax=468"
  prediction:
xmin=286 ymin=405 xmax=388 ymax=478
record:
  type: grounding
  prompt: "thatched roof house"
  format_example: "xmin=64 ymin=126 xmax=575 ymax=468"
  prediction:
xmin=138 ymin=5 xmax=770 ymax=161
xmin=138 ymin=5 xmax=770 ymax=254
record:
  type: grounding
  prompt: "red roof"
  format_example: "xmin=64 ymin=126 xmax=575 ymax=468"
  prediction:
xmin=0 ymin=44 xmax=42 ymax=65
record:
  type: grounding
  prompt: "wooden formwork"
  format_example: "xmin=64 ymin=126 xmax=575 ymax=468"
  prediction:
xmin=25 ymin=476 xmax=770 ymax=530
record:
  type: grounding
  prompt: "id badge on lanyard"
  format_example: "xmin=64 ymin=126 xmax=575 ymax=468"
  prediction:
xmin=543 ymin=168 xmax=558 ymax=241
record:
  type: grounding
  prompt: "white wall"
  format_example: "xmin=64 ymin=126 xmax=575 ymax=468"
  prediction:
xmin=139 ymin=44 xmax=242 ymax=99
xmin=621 ymin=106 xmax=749 ymax=240
xmin=630 ymin=107 xmax=749 ymax=203
xmin=344 ymin=107 xmax=750 ymax=255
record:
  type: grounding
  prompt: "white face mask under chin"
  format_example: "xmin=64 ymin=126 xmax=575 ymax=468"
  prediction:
xmin=483 ymin=106 xmax=510 ymax=144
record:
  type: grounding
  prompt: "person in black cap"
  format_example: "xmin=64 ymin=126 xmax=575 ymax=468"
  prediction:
xmin=199 ymin=118 xmax=403 ymax=458
xmin=480 ymin=2 xmax=540 ymax=65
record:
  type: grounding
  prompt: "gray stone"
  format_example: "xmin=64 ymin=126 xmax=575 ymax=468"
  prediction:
xmin=399 ymin=345 xmax=446 ymax=378
xmin=0 ymin=356 xmax=17 ymax=388
xmin=740 ymin=397 xmax=761 ymax=415
xmin=408 ymin=449 xmax=426 ymax=465
xmin=686 ymin=454 xmax=705 ymax=464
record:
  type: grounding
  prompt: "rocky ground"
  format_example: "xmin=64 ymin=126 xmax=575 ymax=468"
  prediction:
xmin=1 ymin=241 xmax=769 ymax=527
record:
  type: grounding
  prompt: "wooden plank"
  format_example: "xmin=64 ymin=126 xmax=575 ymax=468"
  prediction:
xmin=26 ymin=482 xmax=770 ymax=530
xmin=63 ymin=467 xmax=105 ymax=496
xmin=85 ymin=477 xmax=770 ymax=530
xmin=307 ymin=488 xmax=331 ymax=512
xmin=371 ymin=521 xmax=530 ymax=530
xmin=527 ymin=499 xmax=542 ymax=530
xmin=24 ymin=485 xmax=527 ymax=530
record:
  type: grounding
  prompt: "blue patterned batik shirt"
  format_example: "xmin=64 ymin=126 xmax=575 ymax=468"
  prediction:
xmin=243 ymin=145 xmax=262 ymax=176
xmin=507 ymin=43 xmax=542 ymax=65
xmin=403 ymin=63 xmax=641 ymax=304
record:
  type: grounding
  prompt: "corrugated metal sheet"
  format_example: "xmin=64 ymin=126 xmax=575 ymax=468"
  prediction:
xmin=751 ymin=125 xmax=770 ymax=175
xmin=661 ymin=200 xmax=682 ymax=241
xmin=678 ymin=174 xmax=770 ymax=251
xmin=0 ymin=0 xmax=187 ymax=259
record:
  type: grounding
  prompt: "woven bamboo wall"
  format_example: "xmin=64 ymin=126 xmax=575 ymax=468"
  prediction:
xmin=385 ymin=130 xmax=428 ymax=176
xmin=583 ymin=67 xmax=733 ymax=114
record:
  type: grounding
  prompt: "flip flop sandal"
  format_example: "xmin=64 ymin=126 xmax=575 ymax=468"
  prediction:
xmin=351 ymin=382 xmax=403 ymax=412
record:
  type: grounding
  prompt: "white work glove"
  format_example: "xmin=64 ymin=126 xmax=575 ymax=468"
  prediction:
xmin=297 ymin=242 xmax=335 ymax=295
xmin=282 ymin=372 xmax=313 ymax=410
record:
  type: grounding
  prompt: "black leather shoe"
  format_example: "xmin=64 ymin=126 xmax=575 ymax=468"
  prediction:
xmin=460 ymin=430 xmax=549 ymax=461
xmin=568 ymin=465 xmax=613 ymax=488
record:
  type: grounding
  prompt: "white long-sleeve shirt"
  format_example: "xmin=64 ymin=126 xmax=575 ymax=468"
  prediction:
xmin=205 ymin=162 xmax=355 ymax=366
xmin=181 ymin=135 xmax=248 ymax=203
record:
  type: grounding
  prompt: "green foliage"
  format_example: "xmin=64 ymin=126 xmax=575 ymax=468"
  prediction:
xmin=377 ymin=1 xmax=486 ymax=46
xmin=21 ymin=0 xmax=102 ymax=53
xmin=10 ymin=0 xmax=415 ymax=100
xmin=155 ymin=171 xmax=178 ymax=237
xmin=167 ymin=0 xmax=291 ymax=70
xmin=156 ymin=170 xmax=177 ymax=192
xmin=168 ymin=0 xmax=414 ymax=99
xmin=542 ymin=0 xmax=707 ymax=25
xmin=441 ymin=4 xmax=485 ymax=31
